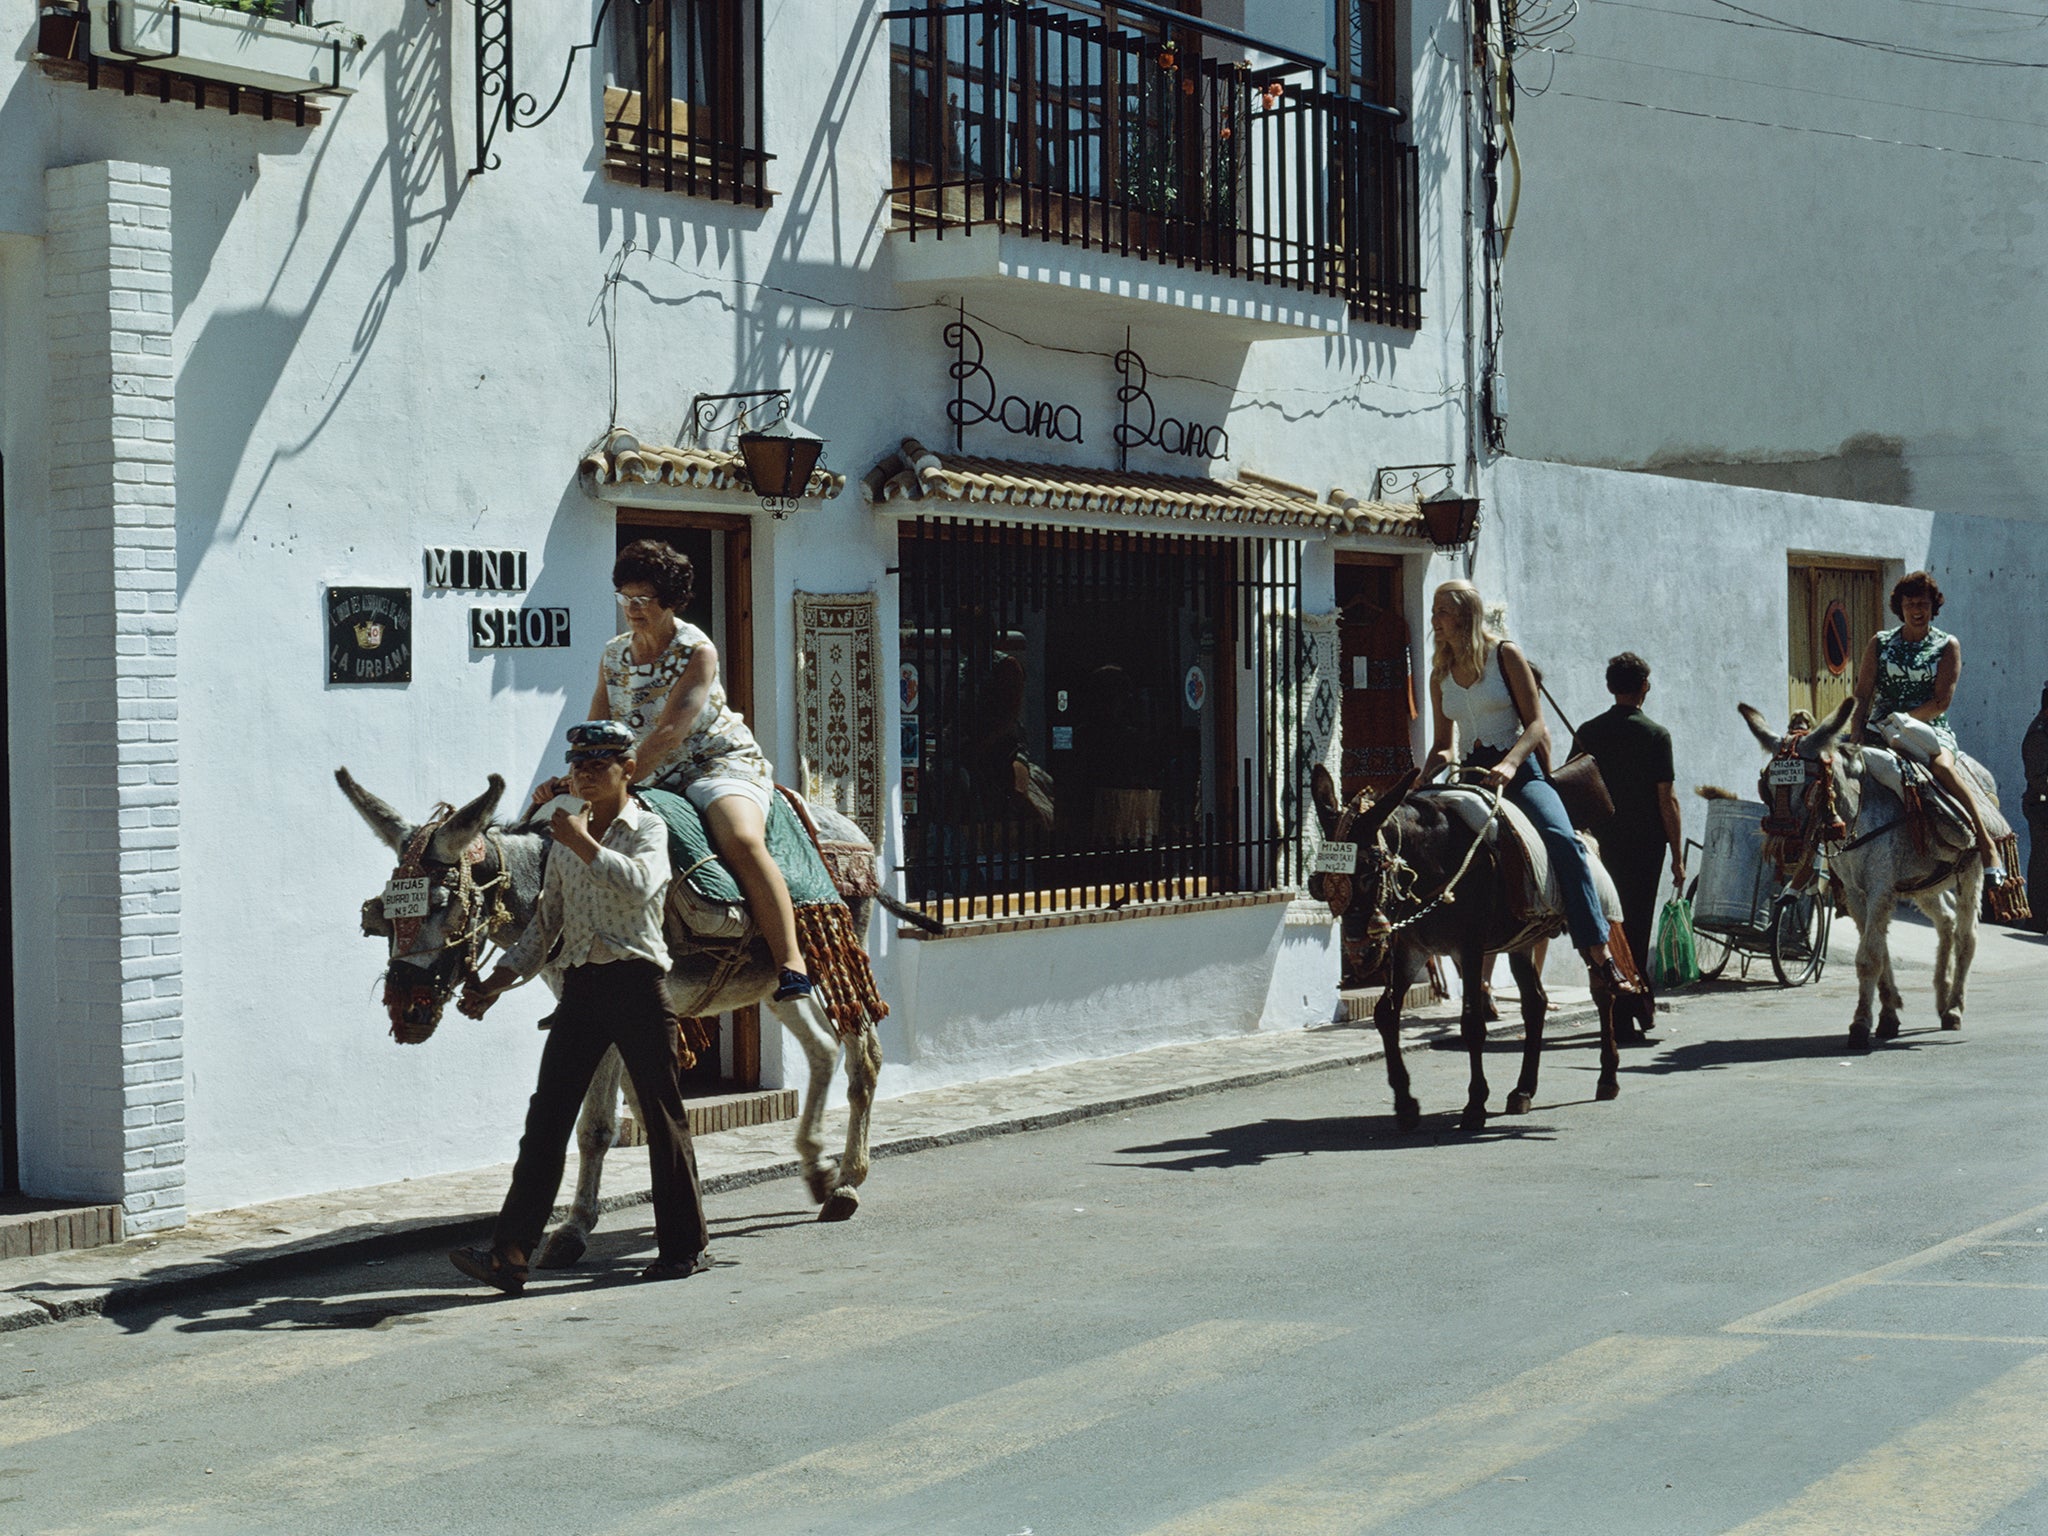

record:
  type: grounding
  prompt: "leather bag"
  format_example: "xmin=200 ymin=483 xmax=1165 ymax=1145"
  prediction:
xmin=1507 ymin=647 xmax=1615 ymax=832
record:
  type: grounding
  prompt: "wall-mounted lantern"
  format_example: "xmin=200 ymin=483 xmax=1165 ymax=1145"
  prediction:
xmin=1419 ymin=491 xmax=1483 ymax=550
xmin=692 ymin=389 xmax=831 ymax=517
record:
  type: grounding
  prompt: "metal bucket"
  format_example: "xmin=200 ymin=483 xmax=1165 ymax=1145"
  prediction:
xmin=1696 ymin=798 xmax=1769 ymax=933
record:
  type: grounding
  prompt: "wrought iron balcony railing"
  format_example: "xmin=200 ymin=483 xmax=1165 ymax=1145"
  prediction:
xmin=887 ymin=0 xmax=1422 ymax=329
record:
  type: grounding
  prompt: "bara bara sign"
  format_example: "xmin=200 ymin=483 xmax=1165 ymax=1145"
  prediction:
xmin=326 ymin=587 xmax=413 ymax=684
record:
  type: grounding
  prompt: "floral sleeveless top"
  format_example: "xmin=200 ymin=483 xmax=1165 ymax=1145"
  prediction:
xmin=1871 ymin=625 xmax=1956 ymax=751
xmin=601 ymin=621 xmax=773 ymax=791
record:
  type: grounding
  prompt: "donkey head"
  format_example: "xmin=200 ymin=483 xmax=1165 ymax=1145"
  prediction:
xmin=1738 ymin=698 xmax=1858 ymax=870
xmin=336 ymin=768 xmax=506 ymax=1042
xmin=1310 ymin=764 xmax=1422 ymax=989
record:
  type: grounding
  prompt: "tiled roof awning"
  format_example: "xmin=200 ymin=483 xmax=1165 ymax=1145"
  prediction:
xmin=863 ymin=439 xmax=1424 ymax=538
xmin=580 ymin=428 xmax=846 ymax=506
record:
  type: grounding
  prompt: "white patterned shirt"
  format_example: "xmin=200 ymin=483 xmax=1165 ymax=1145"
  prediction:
xmin=501 ymin=797 xmax=671 ymax=980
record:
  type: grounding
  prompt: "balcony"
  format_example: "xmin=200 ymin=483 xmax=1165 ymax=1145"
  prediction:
xmin=886 ymin=0 xmax=1422 ymax=335
xmin=37 ymin=1 xmax=363 ymax=118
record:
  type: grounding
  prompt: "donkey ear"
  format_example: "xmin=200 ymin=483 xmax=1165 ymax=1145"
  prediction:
xmin=1806 ymin=696 xmax=1856 ymax=755
xmin=336 ymin=768 xmax=414 ymax=853
xmin=1311 ymin=764 xmax=1342 ymax=835
xmin=429 ymin=775 xmax=506 ymax=862
xmin=1736 ymin=704 xmax=1782 ymax=754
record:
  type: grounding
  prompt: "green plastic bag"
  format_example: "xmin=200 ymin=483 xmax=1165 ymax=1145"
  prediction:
xmin=1650 ymin=896 xmax=1702 ymax=989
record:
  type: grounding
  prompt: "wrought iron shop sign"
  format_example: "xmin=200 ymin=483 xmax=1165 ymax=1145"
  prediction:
xmin=942 ymin=311 xmax=1226 ymax=468
xmin=327 ymin=587 xmax=413 ymax=684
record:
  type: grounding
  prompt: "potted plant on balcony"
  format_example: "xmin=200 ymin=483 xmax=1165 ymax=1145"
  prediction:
xmin=86 ymin=0 xmax=365 ymax=96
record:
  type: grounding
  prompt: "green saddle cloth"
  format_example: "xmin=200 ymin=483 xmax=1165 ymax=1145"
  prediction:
xmin=638 ymin=789 xmax=842 ymax=909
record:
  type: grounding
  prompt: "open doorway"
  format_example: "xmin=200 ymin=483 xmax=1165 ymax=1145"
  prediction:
xmin=614 ymin=510 xmax=763 ymax=1092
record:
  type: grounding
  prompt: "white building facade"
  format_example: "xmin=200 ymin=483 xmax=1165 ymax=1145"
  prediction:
xmin=3 ymin=0 xmax=1499 ymax=1225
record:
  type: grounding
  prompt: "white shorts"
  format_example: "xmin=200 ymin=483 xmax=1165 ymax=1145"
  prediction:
xmin=682 ymin=774 xmax=775 ymax=820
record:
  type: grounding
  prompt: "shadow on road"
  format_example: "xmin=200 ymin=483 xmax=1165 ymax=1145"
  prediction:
xmin=78 ymin=1205 xmax=813 ymax=1335
xmin=1629 ymin=1027 xmax=1955 ymax=1076
xmin=1108 ymin=1112 xmax=1559 ymax=1171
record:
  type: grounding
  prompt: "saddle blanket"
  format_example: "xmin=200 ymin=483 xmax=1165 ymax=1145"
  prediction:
xmin=1856 ymin=745 xmax=2011 ymax=843
xmin=639 ymin=788 xmax=843 ymax=941
xmin=1420 ymin=786 xmax=1624 ymax=939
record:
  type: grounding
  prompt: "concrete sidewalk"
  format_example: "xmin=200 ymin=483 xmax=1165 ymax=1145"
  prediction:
xmin=0 ymin=991 xmax=1602 ymax=1332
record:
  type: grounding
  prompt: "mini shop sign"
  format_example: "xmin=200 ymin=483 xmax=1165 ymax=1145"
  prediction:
xmin=327 ymin=587 xmax=413 ymax=684
xmin=426 ymin=546 xmax=529 ymax=591
xmin=471 ymin=606 xmax=572 ymax=649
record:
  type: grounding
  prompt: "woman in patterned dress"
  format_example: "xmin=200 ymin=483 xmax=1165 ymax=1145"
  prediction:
xmin=534 ymin=539 xmax=810 ymax=999
xmin=1849 ymin=569 xmax=2002 ymax=878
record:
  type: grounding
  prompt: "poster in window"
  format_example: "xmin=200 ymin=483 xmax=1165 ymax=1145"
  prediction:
xmin=327 ymin=587 xmax=413 ymax=685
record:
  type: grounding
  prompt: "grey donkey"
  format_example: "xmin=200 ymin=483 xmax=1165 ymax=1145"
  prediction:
xmin=337 ymin=768 xmax=891 ymax=1254
xmin=1738 ymin=699 xmax=1987 ymax=1047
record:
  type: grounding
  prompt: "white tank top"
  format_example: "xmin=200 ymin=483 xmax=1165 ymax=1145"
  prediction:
xmin=1440 ymin=644 xmax=1523 ymax=756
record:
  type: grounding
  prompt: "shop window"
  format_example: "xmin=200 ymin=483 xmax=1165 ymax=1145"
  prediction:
xmin=897 ymin=518 xmax=1305 ymax=921
xmin=605 ymin=0 xmax=770 ymax=203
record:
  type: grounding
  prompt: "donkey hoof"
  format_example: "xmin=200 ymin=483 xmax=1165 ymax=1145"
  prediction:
xmin=1940 ymin=1014 xmax=1963 ymax=1031
xmin=1848 ymin=1022 xmax=1871 ymax=1050
xmin=534 ymin=1227 xmax=587 ymax=1270
xmin=818 ymin=1191 xmax=860 ymax=1222
xmin=1394 ymin=1098 xmax=1422 ymax=1132
xmin=1460 ymin=1102 xmax=1488 ymax=1132
xmin=1505 ymin=1089 xmax=1534 ymax=1115
xmin=1876 ymin=1017 xmax=1901 ymax=1042
xmin=1596 ymin=1078 xmax=1620 ymax=1102
xmin=804 ymin=1165 xmax=839 ymax=1206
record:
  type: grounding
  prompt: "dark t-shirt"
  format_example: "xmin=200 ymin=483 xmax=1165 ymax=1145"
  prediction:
xmin=1574 ymin=704 xmax=1675 ymax=843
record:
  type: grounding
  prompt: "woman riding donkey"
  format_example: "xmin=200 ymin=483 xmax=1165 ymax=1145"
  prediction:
xmin=1424 ymin=581 xmax=1643 ymax=997
xmin=528 ymin=539 xmax=813 ymax=1002
xmin=1849 ymin=570 xmax=2005 ymax=885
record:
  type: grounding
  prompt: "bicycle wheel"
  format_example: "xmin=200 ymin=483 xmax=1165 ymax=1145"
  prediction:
xmin=1770 ymin=887 xmax=1829 ymax=986
xmin=1686 ymin=878 xmax=1733 ymax=980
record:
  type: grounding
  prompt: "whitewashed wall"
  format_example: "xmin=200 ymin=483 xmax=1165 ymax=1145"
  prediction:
xmin=1473 ymin=458 xmax=2048 ymax=989
xmin=1494 ymin=0 xmax=2048 ymax=527
xmin=2 ymin=1 xmax=1472 ymax=1210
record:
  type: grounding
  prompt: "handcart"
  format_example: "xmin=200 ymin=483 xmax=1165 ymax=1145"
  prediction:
xmin=1683 ymin=797 xmax=1832 ymax=987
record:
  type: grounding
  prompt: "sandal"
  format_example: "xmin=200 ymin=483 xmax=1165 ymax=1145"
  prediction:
xmin=448 ymin=1244 xmax=527 ymax=1295
xmin=1595 ymin=957 xmax=1646 ymax=997
xmin=773 ymin=968 xmax=814 ymax=1002
xmin=640 ymin=1251 xmax=713 ymax=1282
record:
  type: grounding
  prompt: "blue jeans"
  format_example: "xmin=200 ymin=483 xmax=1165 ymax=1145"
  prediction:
xmin=1467 ymin=747 xmax=1610 ymax=952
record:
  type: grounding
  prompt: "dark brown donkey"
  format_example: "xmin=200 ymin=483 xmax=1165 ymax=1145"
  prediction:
xmin=1308 ymin=765 xmax=1627 ymax=1131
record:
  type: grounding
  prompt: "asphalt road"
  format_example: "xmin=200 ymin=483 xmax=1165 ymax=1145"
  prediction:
xmin=5 ymin=931 xmax=2046 ymax=1536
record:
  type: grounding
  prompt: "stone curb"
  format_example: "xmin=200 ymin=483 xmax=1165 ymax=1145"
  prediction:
xmin=0 ymin=1001 xmax=1609 ymax=1329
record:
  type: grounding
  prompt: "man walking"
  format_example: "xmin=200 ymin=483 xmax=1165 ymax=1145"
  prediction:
xmin=2024 ymin=683 xmax=2048 ymax=931
xmin=1574 ymin=653 xmax=1687 ymax=1026
xmin=451 ymin=719 xmax=711 ymax=1292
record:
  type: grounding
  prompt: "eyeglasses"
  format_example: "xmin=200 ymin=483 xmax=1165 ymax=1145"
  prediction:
xmin=616 ymin=593 xmax=660 ymax=611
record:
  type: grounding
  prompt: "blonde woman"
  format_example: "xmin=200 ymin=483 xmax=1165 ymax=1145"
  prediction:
xmin=1422 ymin=581 xmax=1635 ymax=991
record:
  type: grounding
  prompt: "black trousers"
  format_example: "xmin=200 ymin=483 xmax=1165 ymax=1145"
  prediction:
xmin=1602 ymin=831 xmax=1665 ymax=1001
xmin=493 ymin=958 xmax=709 ymax=1264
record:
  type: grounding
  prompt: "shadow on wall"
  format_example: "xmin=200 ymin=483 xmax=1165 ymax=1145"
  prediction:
xmin=1924 ymin=507 xmax=2048 ymax=857
xmin=176 ymin=0 xmax=465 ymax=593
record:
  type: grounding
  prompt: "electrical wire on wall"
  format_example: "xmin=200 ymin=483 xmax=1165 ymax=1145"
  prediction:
xmin=589 ymin=241 xmax=1464 ymax=446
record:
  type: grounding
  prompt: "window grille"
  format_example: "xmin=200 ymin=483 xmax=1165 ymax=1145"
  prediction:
xmin=605 ymin=0 xmax=770 ymax=202
xmin=897 ymin=517 xmax=1305 ymax=921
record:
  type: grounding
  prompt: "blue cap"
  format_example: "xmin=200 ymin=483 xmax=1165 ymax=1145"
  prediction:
xmin=565 ymin=719 xmax=636 ymax=763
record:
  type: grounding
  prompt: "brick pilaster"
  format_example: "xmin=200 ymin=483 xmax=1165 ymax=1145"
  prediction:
xmin=43 ymin=162 xmax=183 ymax=1234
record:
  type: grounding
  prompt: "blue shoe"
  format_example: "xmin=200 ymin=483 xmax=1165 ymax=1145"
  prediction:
xmin=774 ymin=968 xmax=814 ymax=1002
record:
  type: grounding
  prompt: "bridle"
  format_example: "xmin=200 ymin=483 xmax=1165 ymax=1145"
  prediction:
xmin=376 ymin=807 xmax=518 ymax=1042
xmin=1312 ymin=771 xmax=1502 ymax=979
xmin=1758 ymin=732 xmax=1846 ymax=892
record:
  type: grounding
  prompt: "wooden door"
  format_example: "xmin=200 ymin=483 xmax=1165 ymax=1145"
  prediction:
xmin=1336 ymin=554 xmax=1415 ymax=798
xmin=1788 ymin=559 xmax=1882 ymax=728
xmin=616 ymin=509 xmax=761 ymax=1090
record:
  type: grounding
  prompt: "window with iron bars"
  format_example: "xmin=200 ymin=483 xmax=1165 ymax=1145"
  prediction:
xmin=897 ymin=518 xmax=1306 ymax=923
xmin=605 ymin=0 xmax=770 ymax=203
